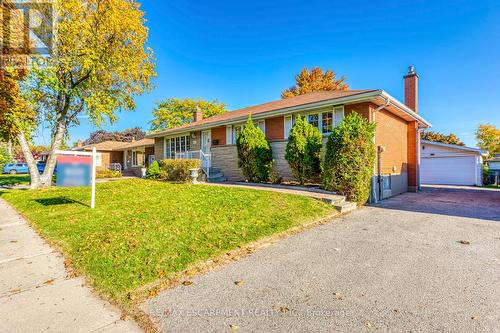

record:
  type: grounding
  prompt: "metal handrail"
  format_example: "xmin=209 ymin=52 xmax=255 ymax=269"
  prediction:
xmin=174 ymin=150 xmax=211 ymax=178
xmin=199 ymin=150 xmax=211 ymax=178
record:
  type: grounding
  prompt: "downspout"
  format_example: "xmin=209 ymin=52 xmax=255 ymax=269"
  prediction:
xmin=370 ymin=97 xmax=391 ymax=203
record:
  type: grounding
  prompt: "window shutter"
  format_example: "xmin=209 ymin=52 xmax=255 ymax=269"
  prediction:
xmin=334 ymin=106 xmax=345 ymax=127
xmin=284 ymin=116 xmax=292 ymax=139
xmin=226 ymin=125 xmax=232 ymax=145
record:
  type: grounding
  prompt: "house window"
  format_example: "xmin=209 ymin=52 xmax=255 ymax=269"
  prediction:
xmin=132 ymin=151 xmax=143 ymax=166
xmin=307 ymin=114 xmax=319 ymax=128
xmin=233 ymin=125 xmax=243 ymax=144
xmin=164 ymin=135 xmax=191 ymax=159
xmin=304 ymin=106 xmax=344 ymax=135
xmin=322 ymin=112 xmax=333 ymax=134
xmin=256 ymin=120 xmax=265 ymax=133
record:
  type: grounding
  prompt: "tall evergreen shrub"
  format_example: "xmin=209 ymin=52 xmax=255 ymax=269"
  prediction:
xmin=322 ymin=112 xmax=376 ymax=204
xmin=236 ymin=116 xmax=273 ymax=182
xmin=285 ymin=116 xmax=323 ymax=184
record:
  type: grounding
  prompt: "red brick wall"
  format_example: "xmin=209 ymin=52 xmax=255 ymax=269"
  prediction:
xmin=407 ymin=121 xmax=418 ymax=190
xmin=375 ymin=110 xmax=408 ymax=175
xmin=345 ymin=102 xmax=373 ymax=121
xmin=404 ymin=74 xmax=418 ymax=112
xmin=265 ymin=116 xmax=284 ymax=141
xmin=211 ymin=126 xmax=226 ymax=146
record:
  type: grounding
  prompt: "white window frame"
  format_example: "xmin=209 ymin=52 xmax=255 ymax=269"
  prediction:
xmin=164 ymin=134 xmax=191 ymax=159
xmin=132 ymin=151 xmax=139 ymax=167
xmin=225 ymin=124 xmax=244 ymax=145
xmin=304 ymin=105 xmax=344 ymax=135
xmin=256 ymin=120 xmax=265 ymax=134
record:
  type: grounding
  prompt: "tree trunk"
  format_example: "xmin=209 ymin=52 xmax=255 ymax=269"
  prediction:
xmin=39 ymin=120 xmax=67 ymax=188
xmin=17 ymin=131 xmax=41 ymax=188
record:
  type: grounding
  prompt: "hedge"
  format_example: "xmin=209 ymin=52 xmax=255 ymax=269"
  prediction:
xmin=160 ymin=159 xmax=200 ymax=182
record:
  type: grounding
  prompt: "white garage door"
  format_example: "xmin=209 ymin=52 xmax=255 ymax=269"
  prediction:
xmin=421 ymin=156 xmax=476 ymax=185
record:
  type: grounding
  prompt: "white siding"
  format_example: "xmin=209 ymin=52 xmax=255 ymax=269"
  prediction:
xmin=420 ymin=142 xmax=483 ymax=186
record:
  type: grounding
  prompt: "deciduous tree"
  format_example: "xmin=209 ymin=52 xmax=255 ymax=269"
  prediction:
xmin=82 ymin=128 xmax=146 ymax=146
xmin=5 ymin=0 xmax=156 ymax=188
xmin=150 ymin=98 xmax=227 ymax=131
xmin=476 ymin=124 xmax=500 ymax=157
xmin=420 ymin=131 xmax=465 ymax=146
xmin=281 ymin=67 xmax=348 ymax=99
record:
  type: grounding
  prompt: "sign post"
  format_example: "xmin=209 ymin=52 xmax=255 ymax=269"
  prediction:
xmin=91 ymin=147 xmax=97 ymax=209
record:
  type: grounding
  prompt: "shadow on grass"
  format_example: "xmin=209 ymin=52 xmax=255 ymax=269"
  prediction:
xmin=34 ymin=197 xmax=89 ymax=207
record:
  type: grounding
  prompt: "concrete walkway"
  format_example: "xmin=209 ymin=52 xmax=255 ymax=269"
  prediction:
xmin=0 ymin=199 xmax=143 ymax=333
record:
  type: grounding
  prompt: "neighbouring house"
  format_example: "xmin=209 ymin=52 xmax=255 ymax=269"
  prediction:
xmin=146 ymin=66 xmax=432 ymax=202
xmin=420 ymin=140 xmax=487 ymax=186
xmin=486 ymin=154 xmax=500 ymax=172
xmin=73 ymin=138 xmax=155 ymax=176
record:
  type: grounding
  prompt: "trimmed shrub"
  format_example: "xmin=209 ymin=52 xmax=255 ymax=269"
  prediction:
xmin=322 ymin=112 xmax=376 ymax=205
xmin=236 ymin=116 xmax=273 ymax=182
xmin=146 ymin=160 xmax=161 ymax=179
xmin=96 ymin=169 xmax=122 ymax=179
xmin=160 ymin=159 xmax=200 ymax=182
xmin=285 ymin=116 xmax=323 ymax=184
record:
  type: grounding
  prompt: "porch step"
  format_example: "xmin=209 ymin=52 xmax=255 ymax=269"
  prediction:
xmin=207 ymin=176 xmax=227 ymax=183
xmin=332 ymin=201 xmax=357 ymax=214
xmin=209 ymin=171 xmax=224 ymax=179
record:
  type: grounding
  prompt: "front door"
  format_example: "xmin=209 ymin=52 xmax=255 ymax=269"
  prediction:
xmin=201 ymin=130 xmax=211 ymax=154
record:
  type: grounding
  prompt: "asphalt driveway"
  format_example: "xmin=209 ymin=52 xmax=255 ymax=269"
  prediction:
xmin=143 ymin=186 xmax=500 ymax=332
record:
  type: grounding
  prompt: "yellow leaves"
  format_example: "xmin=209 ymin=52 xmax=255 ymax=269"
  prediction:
xmin=281 ymin=67 xmax=349 ymax=99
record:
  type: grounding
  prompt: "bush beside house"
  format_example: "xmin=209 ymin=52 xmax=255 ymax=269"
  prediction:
xmin=146 ymin=160 xmax=161 ymax=179
xmin=285 ymin=116 xmax=323 ymax=184
xmin=236 ymin=116 xmax=273 ymax=182
xmin=322 ymin=113 xmax=376 ymax=205
xmin=160 ymin=159 xmax=200 ymax=182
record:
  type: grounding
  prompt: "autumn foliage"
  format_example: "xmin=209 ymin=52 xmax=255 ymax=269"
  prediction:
xmin=476 ymin=124 xmax=500 ymax=157
xmin=281 ymin=67 xmax=349 ymax=99
xmin=420 ymin=131 xmax=465 ymax=146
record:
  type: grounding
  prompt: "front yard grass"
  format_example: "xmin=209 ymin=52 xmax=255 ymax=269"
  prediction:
xmin=0 ymin=174 xmax=31 ymax=186
xmin=0 ymin=179 xmax=335 ymax=305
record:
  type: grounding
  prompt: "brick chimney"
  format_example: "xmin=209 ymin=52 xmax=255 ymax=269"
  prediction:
xmin=194 ymin=105 xmax=203 ymax=122
xmin=404 ymin=65 xmax=418 ymax=113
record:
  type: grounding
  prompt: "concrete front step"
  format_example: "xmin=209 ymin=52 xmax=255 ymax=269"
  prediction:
xmin=207 ymin=177 xmax=227 ymax=183
xmin=332 ymin=201 xmax=357 ymax=214
xmin=208 ymin=172 xmax=224 ymax=179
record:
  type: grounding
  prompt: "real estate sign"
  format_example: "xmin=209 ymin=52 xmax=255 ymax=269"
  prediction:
xmin=56 ymin=155 xmax=92 ymax=187
xmin=55 ymin=148 xmax=98 ymax=209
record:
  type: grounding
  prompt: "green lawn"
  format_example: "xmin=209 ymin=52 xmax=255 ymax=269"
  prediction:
xmin=1 ymin=179 xmax=335 ymax=305
xmin=0 ymin=174 xmax=31 ymax=186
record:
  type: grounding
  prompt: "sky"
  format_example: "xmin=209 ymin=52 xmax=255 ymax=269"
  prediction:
xmin=39 ymin=0 xmax=500 ymax=148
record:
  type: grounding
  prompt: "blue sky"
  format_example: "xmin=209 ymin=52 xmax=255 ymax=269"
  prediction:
xmin=42 ymin=0 xmax=499 ymax=148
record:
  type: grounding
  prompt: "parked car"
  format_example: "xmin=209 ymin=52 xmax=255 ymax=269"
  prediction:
xmin=37 ymin=162 xmax=57 ymax=174
xmin=2 ymin=163 xmax=29 ymax=174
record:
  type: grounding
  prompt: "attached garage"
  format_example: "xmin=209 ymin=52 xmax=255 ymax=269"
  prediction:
xmin=420 ymin=140 xmax=486 ymax=186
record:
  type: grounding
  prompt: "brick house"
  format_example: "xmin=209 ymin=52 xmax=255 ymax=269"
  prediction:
xmin=146 ymin=67 xmax=431 ymax=202
xmin=74 ymin=138 xmax=155 ymax=176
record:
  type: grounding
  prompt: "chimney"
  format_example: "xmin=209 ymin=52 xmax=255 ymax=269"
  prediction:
xmin=404 ymin=65 xmax=418 ymax=113
xmin=194 ymin=105 xmax=203 ymax=122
